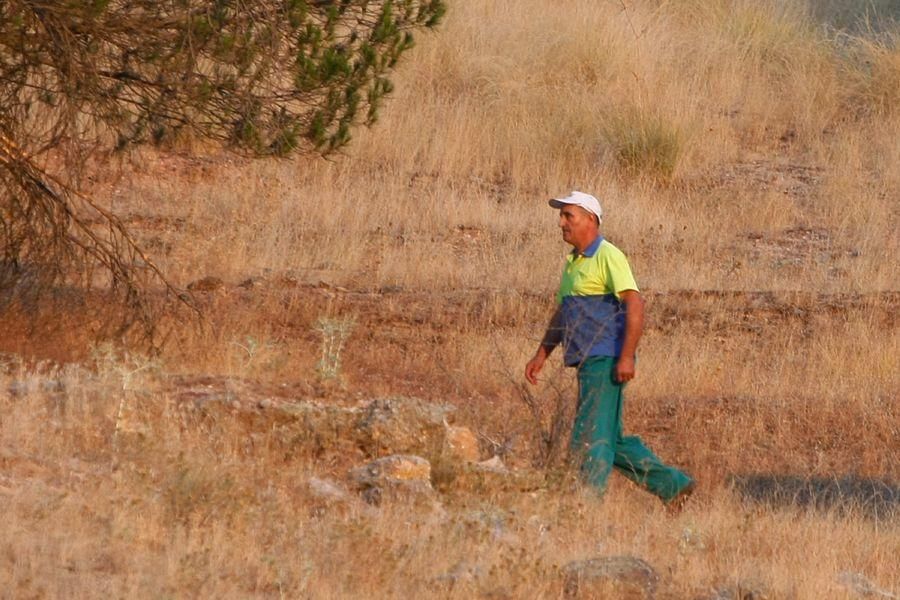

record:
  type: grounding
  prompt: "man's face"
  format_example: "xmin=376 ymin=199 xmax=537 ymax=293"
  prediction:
xmin=558 ymin=205 xmax=597 ymax=247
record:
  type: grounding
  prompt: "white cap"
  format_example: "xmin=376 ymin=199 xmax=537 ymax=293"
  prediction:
xmin=548 ymin=191 xmax=602 ymax=222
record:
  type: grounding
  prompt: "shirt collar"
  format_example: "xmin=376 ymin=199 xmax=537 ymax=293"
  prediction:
xmin=572 ymin=235 xmax=603 ymax=258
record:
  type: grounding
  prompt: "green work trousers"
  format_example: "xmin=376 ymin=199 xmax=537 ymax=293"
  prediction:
xmin=571 ymin=356 xmax=692 ymax=501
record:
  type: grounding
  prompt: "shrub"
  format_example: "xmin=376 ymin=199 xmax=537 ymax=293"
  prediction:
xmin=601 ymin=109 xmax=685 ymax=182
xmin=0 ymin=0 xmax=446 ymax=337
xmin=843 ymin=33 xmax=900 ymax=117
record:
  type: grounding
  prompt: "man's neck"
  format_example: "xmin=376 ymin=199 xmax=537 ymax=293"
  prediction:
xmin=573 ymin=233 xmax=600 ymax=255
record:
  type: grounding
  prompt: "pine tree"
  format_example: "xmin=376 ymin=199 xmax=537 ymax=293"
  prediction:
xmin=0 ymin=0 xmax=445 ymax=335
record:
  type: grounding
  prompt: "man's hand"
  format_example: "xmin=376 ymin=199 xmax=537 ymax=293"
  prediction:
xmin=525 ymin=347 xmax=549 ymax=385
xmin=616 ymin=290 xmax=643 ymax=383
xmin=615 ymin=355 xmax=636 ymax=383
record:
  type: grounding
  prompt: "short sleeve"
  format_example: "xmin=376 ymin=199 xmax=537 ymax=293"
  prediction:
xmin=601 ymin=245 xmax=639 ymax=298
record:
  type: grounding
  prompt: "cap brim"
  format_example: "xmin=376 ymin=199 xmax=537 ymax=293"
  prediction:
xmin=548 ymin=198 xmax=571 ymax=209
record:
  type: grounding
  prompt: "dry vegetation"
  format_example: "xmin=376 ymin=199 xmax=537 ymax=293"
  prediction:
xmin=1 ymin=0 xmax=899 ymax=598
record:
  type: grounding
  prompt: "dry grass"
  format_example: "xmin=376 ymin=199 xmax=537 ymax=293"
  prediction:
xmin=2 ymin=0 xmax=900 ymax=597
xmin=92 ymin=2 xmax=898 ymax=296
xmin=1 ymin=356 xmax=897 ymax=598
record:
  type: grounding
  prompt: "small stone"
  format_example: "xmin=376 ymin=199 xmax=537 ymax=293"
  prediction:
xmin=7 ymin=380 xmax=29 ymax=397
xmin=358 ymin=455 xmax=430 ymax=482
xmin=678 ymin=527 xmax=706 ymax=552
xmin=433 ymin=561 xmax=484 ymax=586
xmin=706 ymin=581 xmax=771 ymax=600
xmin=443 ymin=425 xmax=480 ymax=463
xmin=187 ymin=276 xmax=225 ymax=292
xmin=39 ymin=379 xmax=64 ymax=393
xmin=475 ymin=455 xmax=508 ymax=473
xmin=563 ymin=556 xmax=658 ymax=599
xmin=348 ymin=455 xmax=434 ymax=506
xmin=837 ymin=572 xmax=897 ymax=599
xmin=461 ymin=508 xmax=518 ymax=544
xmin=448 ymin=457 xmax=545 ymax=495
xmin=307 ymin=476 xmax=351 ymax=504
xmin=276 ymin=274 xmax=300 ymax=288
xmin=527 ymin=515 xmax=550 ymax=538
xmin=238 ymin=277 xmax=265 ymax=289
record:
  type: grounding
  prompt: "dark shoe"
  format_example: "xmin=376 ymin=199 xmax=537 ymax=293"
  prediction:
xmin=665 ymin=481 xmax=696 ymax=514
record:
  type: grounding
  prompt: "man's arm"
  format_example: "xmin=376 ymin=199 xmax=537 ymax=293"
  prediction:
xmin=615 ymin=290 xmax=644 ymax=383
xmin=525 ymin=306 xmax=562 ymax=385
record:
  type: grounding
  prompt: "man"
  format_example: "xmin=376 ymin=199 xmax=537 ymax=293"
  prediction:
xmin=525 ymin=191 xmax=694 ymax=507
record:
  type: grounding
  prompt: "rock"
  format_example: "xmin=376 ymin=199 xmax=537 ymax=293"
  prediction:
xmin=527 ymin=515 xmax=551 ymax=539
xmin=238 ymin=276 xmax=265 ymax=289
xmin=276 ymin=274 xmax=301 ymax=288
xmin=305 ymin=476 xmax=375 ymax=518
xmin=187 ymin=276 xmax=225 ymax=292
xmin=349 ymin=455 xmax=435 ymax=506
xmin=678 ymin=526 xmax=706 ymax=552
xmin=432 ymin=561 xmax=485 ymax=587
xmin=705 ymin=581 xmax=771 ymax=600
xmin=356 ymin=398 xmax=452 ymax=457
xmin=7 ymin=380 xmax=29 ymax=397
xmin=262 ymin=400 xmax=363 ymax=457
xmin=443 ymin=425 xmax=480 ymax=462
xmin=40 ymin=379 xmax=64 ymax=393
xmin=307 ymin=476 xmax=352 ymax=504
xmin=435 ymin=455 xmax=545 ymax=496
xmin=480 ymin=587 xmax=513 ymax=600
xmin=563 ymin=556 xmax=658 ymax=599
xmin=178 ymin=390 xmax=463 ymax=461
xmin=461 ymin=508 xmax=520 ymax=545
xmin=475 ymin=455 xmax=508 ymax=473
xmin=837 ymin=572 xmax=897 ymax=599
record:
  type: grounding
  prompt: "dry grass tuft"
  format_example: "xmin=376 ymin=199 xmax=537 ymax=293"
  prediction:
xmin=602 ymin=108 xmax=686 ymax=181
